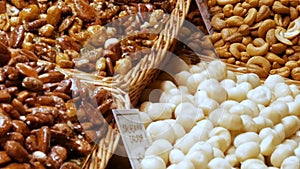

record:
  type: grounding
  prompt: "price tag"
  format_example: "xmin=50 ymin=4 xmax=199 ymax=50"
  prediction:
xmin=113 ymin=109 xmax=150 ymax=169
xmin=196 ymin=0 xmax=213 ymax=35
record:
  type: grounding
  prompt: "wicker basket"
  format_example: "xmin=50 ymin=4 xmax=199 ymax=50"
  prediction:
xmin=115 ymin=0 xmax=192 ymax=106
xmin=53 ymin=0 xmax=192 ymax=168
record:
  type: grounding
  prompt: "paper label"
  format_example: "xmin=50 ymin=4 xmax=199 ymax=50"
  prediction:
xmin=113 ymin=109 xmax=150 ymax=169
xmin=196 ymin=0 xmax=213 ymax=35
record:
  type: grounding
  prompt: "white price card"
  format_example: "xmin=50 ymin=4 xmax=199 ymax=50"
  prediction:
xmin=113 ymin=109 xmax=150 ymax=169
xmin=196 ymin=0 xmax=213 ymax=35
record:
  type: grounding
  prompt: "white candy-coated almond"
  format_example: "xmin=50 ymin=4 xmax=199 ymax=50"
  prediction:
xmin=287 ymin=101 xmax=300 ymax=116
xmin=167 ymin=164 xmax=177 ymax=169
xmin=169 ymin=148 xmax=185 ymax=164
xmin=241 ymin=159 xmax=268 ymax=169
xmin=276 ymin=96 xmax=294 ymax=103
xmin=185 ymin=151 xmax=209 ymax=168
xmin=269 ymin=101 xmax=289 ymax=118
xmin=229 ymin=104 xmax=253 ymax=116
xmin=198 ymin=79 xmax=228 ymax=103
xmin=147 ymin=103 xmax=175 ymax=121
xmin=209 ymin=108 xmax=243 ymax=131
xmin=253 ymin=116 xmax=274 ymax=131
xmin=207 ymin=136 xmax=228 ymax=152
xmin=264 ymin=74 xmax=285 ymax=90
xmin=237 ymin=73 xmax=260 ymax=88
xmin=225 ymin=154 xmax=239 ymax=167
xmin=289 ymin=84 xmax=300 ymax=97
xmin=240 ymin=99 xmax=260 ymax=117
xmin=209 ymin=127 xmax=231 ymax=147
xmin=220 ymin=79 xmax=236 ymax=90
xmin=194 ymin=96 xmax=219 ymax=116
xmin=282 ymin=115 xmax=300 ymax=138
xmin=226 ymin=70 xmax=237 ymax=81
xmin=260 ymin=107 xmax=282 ymax=125
xmin=174 ymin=134 xmax=198 ymax=154
xmin=159 ymin=81 xmax=177 ymax=92
xmin=220 ymin=100 xmax=239 ymax=110
xmin=240 ymin=115 xmax=258 ymax=132
xmin=227 ymin=86 xmax=247 ymax=102
xmin=174 ymin=71 xmax=191 ymax=86
xmin=234 ymin=132 xmax=260 ymax=147
xmin=260 ymin=134 xmax=277 ymax=156
xmin=141 ymin=156 xmax=166 ymax=169
xmin=294 ymin=144 xmax=300 ymax=158
xmin=273 ymin=123 xmax=285 ymax=144
xmin=208 ymin=157 xmax=231 ymax=169
xmin=280 ymin=156 xmax=300 ymax=169
xmin=175 ymin=160 xmax=195 ymax=169
xmin=207 ymin=60 xmax=227 ymax=81
xmin=188 ymin=142 xmax=214 ymax=161
xmin=274 ymin=83 xmax=292 ymax=99
xmin=271 ymin=145 xmax=294 ymax=167
xmin=187 ymin=73 xmax=208 ymax=94
xmin=247 ymin=86 xmax=272 ymax=106
xmin=235 ymin=142 xmax=260 ymax=162
xmin=259 ymin=127 xmax=275 ymax=140
xmin=212 ymin=147 xmax=225 ymax=158
xmin=147 ymin=121 xmax=176 ymax=144
xmin=140 ymin=102 xmax=152 ymax=113
xmin=189 ymin=125 xmax=209 ymax=141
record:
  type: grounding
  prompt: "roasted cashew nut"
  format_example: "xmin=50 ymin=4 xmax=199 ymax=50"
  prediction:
xmin=256 ymin=5 xmax=271 ymax=22
xmin=226 ymin=16 xmax=244 ymax=27
xmin=244 ymin=8 xmax=257 ymax=26
xmin=246 ymin=56 xmax=271 ymax=78
xmin=265 ymin=29 xmax=277 ymax=45
xmin=257 ymin=19 xmax=276 ymax=38
xmin=211 ymin=13 xmax=227 ymax=31
xmin=246 ymin=43 xmax=269 ymax=56
xmin=275 ymin=28 xmax=293 ymax=45
xmin=284 ymin=17 xmax=300 ymax=39
xmin=265 ymin=52 xmax=285 ymax=65
xmin=270 ymin=67 xmax=290 ymax=77
xmin=217 ymin=0 xmax=239 ymax=6
xmin=229 ymin=43 xmax=246 ymax=59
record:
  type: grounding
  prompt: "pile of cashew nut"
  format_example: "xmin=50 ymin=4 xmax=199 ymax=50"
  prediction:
xmin=208 ymin=0 xmax=300 ymax=80
xmin=138 ymin=59 xmax=300 ymax=169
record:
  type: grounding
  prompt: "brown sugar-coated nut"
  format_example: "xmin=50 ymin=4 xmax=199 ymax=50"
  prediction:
xmin=4 ymin=141 xmax=30 ymax=163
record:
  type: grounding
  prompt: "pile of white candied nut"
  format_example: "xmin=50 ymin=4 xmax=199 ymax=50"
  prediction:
xmin=138 ymin=60 xmax=300 ymax=169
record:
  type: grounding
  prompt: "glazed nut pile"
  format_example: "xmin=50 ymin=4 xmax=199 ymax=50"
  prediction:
xmin=208 ymin=0 xmax=300 ymax=80
xmin=0 ymin=42 xmax=115 ymax=168
xmin=139 ymin=60 xmax=300 ymax=169
xmin=0 ymin=0 xmax=174 ymax=77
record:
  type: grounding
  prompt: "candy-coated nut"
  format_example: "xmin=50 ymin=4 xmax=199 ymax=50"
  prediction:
xmin=174 ymin=71 xmax=191 ymax=86
xmin=169 ymin=149 xmax=185 ymax=164
xmin=247 ymin=86 xmax=272 ymax=106
xmin=175 ymin=160 xmax=195 ymax=169
xmin=240 ymin=99 xmax=260 ymax=117
xmin=146 ymin=121 xmax=176 ymax=144
xmin=234 ymin=132 xmax=260 ymax=147
xmin=281 ymin=156 xmax=300 ymax=169
xmin=187 ymin=73 xmax=208 ymax=94
xmin=147 ymin=103 xmax=175 ymax=121
xmin=146 ymin=139 xmax=172 ymax=164
xmin=174 ymin=134 xmax=197 ymax=154
xmin=241 ymin=115 xmax=258 ymax=132
xmin=287 ymin=101 xmax=300 ymax=116
xmin=237 ymin=73 xmax=260 ymax=88
xmin=198 ymin=79 xmax=228 ymax=104
xmin=185 ymin=151 xmax=209 ymax=168
xmin=270 ymin=145 xmax=294 ymax=167
xmin=175 ymin=102 xmax=198 ymax=132
xmin=235 ymin=142 xmax=260 ymax=162
xmin=141 ymin=156 xmax=166 ymax=169
xmin=188 ymin=142 xmax=214 ymax=161
xmin=282 ymin=115 xmax=300 ymax=138
xmin=260 ymin=107 xmax=281 ymax=125
xmin=209 ymin=108 xmax=243 ymax=131
xmin=207 ymin=60 xmax=227 ymax=81
xmin=207 ymin=136 xmax=228 ymax=152
xmin=264 ymin=74 xmax=285 ymax=90
xmin=208 ymin=157 xmax=231 ymax=169
xmin=194 ymin=96 xmax=219 ymax=116
xmin=241 ymin=159 xmax=268 ymax=169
